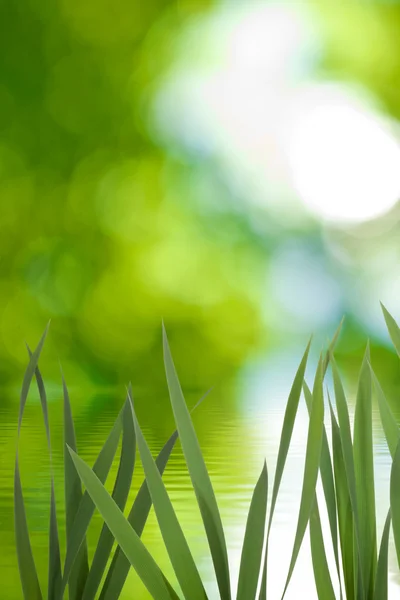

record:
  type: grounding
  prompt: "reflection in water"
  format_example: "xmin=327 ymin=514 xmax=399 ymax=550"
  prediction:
xmin=0 ymin=374 xmax=399 ymax=599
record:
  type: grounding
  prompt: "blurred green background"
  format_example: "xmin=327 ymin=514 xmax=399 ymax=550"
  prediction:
xmin=1 ymin=0 xmax=400 ymax=598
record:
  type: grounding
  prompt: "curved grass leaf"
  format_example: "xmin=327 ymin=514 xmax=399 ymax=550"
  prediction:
xmin=61 ymin=402 xmax=123 ymax=596
xmin=329 ymin=403 xmax=355 ymax=600
xmin=353 ymin=344 xmax=377 ymax=600
xmin=330 ymin=356 xmax=359 ymax=523
xmin=310 ymin=497 xmax=336 ymax=600
xmin=391 ymin=439 xmax=400 ymax=568
xmin=373 ymin=509 xmax=391 ymax=600
xmin=99 ymin=431 xmax=178 ymax=600
xmin=15 ymin=326 xmax=49 ymax=600
xmin=162 ymin=324 xmax=231 ymax=600
xmin=63 ymin=373 xmax=89 ymax=599
xmin=370 ymin=366 xmax=400 ymax=460
xmin=268 ymin=340 xmax=311 ymax=533
xmin=14 ymin=458 xmax=43 ymax=600
xmin=265 ymin=320 xmax=341 ymax=574
xmin=281 ymin=355 xmax=325 ymax=599
xmin=258 ymin=339 xmax=312 ymax=600
xmin=381 ymin=303 xmax=400 ymax=357
xmin=100 ymin=390 xmax=210 ymax=600
xmin=133 ymin=400 xmax=207 ymax=600
xmin=26 ymin=348 xmax=62 ymax=600
xmin=322 ymin=318 xmax=345 ymax=376
xmin=236 ymin=461 xmax=268 ymax=600
xmin=68 ymin=447 xmax=175 ymax=600
xmin=81 ymin=390 xmax=136 ymax=600
xmin=330 ymin=355 xmax=363 ymax=600
xmin=303 ymin=382 xmax=341 ymax=593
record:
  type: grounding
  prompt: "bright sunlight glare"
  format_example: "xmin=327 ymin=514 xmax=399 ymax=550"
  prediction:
xmin=286 ymin=86 xmax=400 ymax=223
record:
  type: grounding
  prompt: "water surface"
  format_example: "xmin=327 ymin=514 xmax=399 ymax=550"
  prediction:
xmin=0 ymin=370 xmax=399 ymax=600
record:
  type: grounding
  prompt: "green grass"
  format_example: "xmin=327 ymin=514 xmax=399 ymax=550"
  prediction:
xmin=14 ymin=306 xmax=400 ymax=599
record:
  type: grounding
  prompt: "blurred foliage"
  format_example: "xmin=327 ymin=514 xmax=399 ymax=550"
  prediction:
xmin=311 ymin=1 xmax=400 ymax=118
xmin=1 ymin=0 xmax=400 ymax=396
xmin=0 ymin=0 xmax=264 ymax=391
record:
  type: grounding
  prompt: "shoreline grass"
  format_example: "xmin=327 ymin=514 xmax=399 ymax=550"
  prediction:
xmin=13 ymin=305 xmax=400 ymax=599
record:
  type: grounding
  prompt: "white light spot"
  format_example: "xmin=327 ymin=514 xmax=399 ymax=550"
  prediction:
xmin=287 ymin=86 xmax=400 ymax=223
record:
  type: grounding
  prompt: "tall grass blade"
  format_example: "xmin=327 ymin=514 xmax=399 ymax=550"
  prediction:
xmin=309 ymin=497 xmax=336 ymax=600
xmin=237 ymin=461 xmax=268 ymax=600
xmin=329 ymin=402 xmax=355 ymax=600
xmin=63 ymin=373 xmax=88 ymax=598
xmin=61 ymin=403 xmax=123 ymax=596
xmin=322 ymin=318 xmax=345 ymax=376
xmin=391 ymin=440 xmax=400 ymax=568
xmin=15 ymin=326 xmax=49 ymax=600
xmin=281 ymin=355 xmax=325 ymax=599
xmin=100 ymin=390 xmax=210 ymax=600
xmin=381 ymin=303 xmax=400 ymax=357
xmin=132 ymin=399 xmax=207 ymax=600
xmin=18 ymin=324 xmax=49 ymax=437
xmin=370 ymin=367 xmax=400 ymax=459
xmin=68 ymin=447 xmax=176 ymax=600
xmin=26 ymin=349 xmax=62 ymax=600
xmin=373 ymin=509 xmax=391 ymax=600
xmin=258 ymin=339 xmax=311 ymax=600
xmin=353 ymin=344 xmax=377 ymax=599
xmin=267 ymin=319 xmax=341 ymax=565
xmin=99 ymin=431 xmax=177 ymax=599
xmin=330 ymin=356 xmax=359 ymax=520
xmin=330 ymin=355 xmax=363 ymax=600
xmin=268 ymin=340 xmax=311 ymax=532
xmin=14 ymin=459 xmax=43 ymax=600
xmin=304 ymin=383 xmax=341 ymax=596
xmin=81 ymin=390 xmax=136 ymax=600
xmin=258 ymin=555 xmax=267 ymax=600
xmin=162 ymin=324 xmax=231 ymax=600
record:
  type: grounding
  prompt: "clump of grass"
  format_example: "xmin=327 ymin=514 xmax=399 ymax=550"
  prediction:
xmin=15 ymin=328 xmax=188 ymax=600
xmin=14 ymin=307 xmax=400 ymax=600
xmin=307 ymin=304 xmax=400 ymax=600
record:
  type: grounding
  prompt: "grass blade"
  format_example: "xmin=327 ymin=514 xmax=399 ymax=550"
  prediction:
xmin=133 ymin=399 xmax=207 ymax=600
xmin=26 ymin=349 xmax=62 ymax=600
xmin=100 ymin=431 xmax=178 ymax=600
xmin=304 ymin=383 xmax=341 ymax=597
xmin=162 ymin=324 xmax=231 ymax=600
xmin=322 ymin=318 xmax=345 ymax=376
xmin=61 ymin=403 xmax=123 ymax=596
xmin=330 ymin=354 xmax=363 ymax=600
xmin=373 ymin=509 xmax=391 ymax=600
xmin=281 ymin=354 xmax=325 ymax=599
xmin=100 ymin=390 xmax=210 ymax=600
xmin=381 ymin=303 xmax=400 ymax=357
xmin=81 ymin=390 xmax=136 ymax=600
xmin=68 ymin=447 xmax=176 ymax=600
xmin=63 ymin=372 xmax=89 ymax=599
xmin=258 ymin=339 xmax=312 ymax=600
xmin=329 ymin=402 xmax=355 ymax=600
xmin=260 ymin=322 xmax=341 ymax=600
xmin=370 ymin=366 xmax=400 ymax=460
xmin=353 ymin=344 xmax=377 ymax=599
xmin=268 ymin=340 xmax=312 ymax=532
xmin=15 ymin=326 xmax=49 ymax=600
xmin=14 ymin=458 xmax=43 ymax=600
xmin=330 ymin=356 xmax=359 ymax=523
xmin=391 ymin=439 xmax=400 ymax=568
xmin=236 ymin=462 xmax=268 ymax=600
xmin=18 ymin=324 xmax=50 ymax=437
xmin=309 ymin=497 xmax=336 ymax=600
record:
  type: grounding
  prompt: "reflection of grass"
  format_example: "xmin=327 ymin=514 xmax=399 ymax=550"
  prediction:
xmin=14 ymin=307 xmax=400 ymax=599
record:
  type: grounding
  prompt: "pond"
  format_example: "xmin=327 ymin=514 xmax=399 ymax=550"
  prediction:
xmin=0 ymin=353 xmax=399 ymax=599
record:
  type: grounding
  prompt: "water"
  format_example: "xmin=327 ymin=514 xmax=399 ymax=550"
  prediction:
xmin=0 ymin=372 xmax=399 ymax=600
